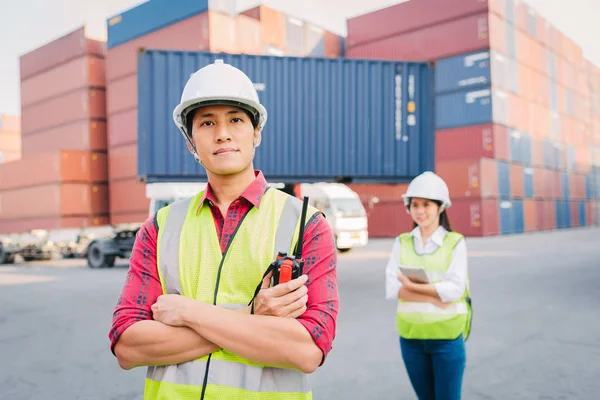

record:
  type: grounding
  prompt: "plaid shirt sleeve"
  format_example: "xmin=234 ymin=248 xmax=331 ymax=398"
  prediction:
xmin=296 ymin=213 xmax=339 ymax=365
xmin=108 ymin=214 xmax=163 ymax=354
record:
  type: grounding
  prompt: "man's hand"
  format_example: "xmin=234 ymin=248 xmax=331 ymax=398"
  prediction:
xmin=151 ymin=294 xmax=198 ymax=327
xmin=253 ymin=272 xmax=308 ymax=318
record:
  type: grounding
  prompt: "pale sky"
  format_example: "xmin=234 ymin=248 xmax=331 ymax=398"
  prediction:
xmin=0 ymin=0 xmax=599 ymax=116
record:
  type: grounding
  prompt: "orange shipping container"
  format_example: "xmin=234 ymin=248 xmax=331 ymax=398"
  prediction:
xmin=536 ymin=15 xmax=549 ymax=46
xmin=569 ymin=174 xmax=586 ymax=200
xmin=510 ymin=164 xmax=525 ymax=198
xmin=531 ymin=139 xmax=544 ymax=167
xmin=0 ymin=182 xmax=108 ymax=219
xmin=0 ymin=150 xmax=106 ymax=191
xmin=242 ymin=6 xmax=286 ymax=50
xmin=570 ymin=201 xmax=580 ymax=227
xmin=537 ymin=199 xmax=556 ymax=230
xmin=108 ymin=144 xmax=137 ymax=181
xmin=20 ymin=56 xmax=106 ymax=108
xmin=107 ymin=75 xmax=137 ymax=116
xmin=109 ymin=178 xmax=149 ymax=215
xmin=0 ymin=215 xmax=109 ymax=234
xmin=436 ymin=158 xmax=499 ymax=199
xmin=524 ymin=199 xmax=537 ymax=232
xmin=21 ymin=89 xmax=106 ymax=135
xmin=0 ymin=114 xmax=21 ymax=133
xmin=575 ymin=147 xmax=591 ymax=174
xmin=514 ymin=1 xmax=528 ymax=33
xmin=21 ymin=119 xmax=107 ymax=156
xmin=108 ymin=109 xmax=137 ymax=148
xmin=236 ymin=15 xmax=263 ymax=55
xmin=488 ymin=12 xmax=507 ymax=54
xmin=209 ymin=11 xmax=237 ymax=54
xmin=0 ymin=132 xmax=21 ymax=153
xmin=0 ymin=151 xmax=20 ymax=163
xmin=447 ymin=198 xmax=499 ymax=237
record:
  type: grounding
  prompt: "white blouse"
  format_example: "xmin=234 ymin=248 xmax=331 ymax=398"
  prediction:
xmin=385 ymin=226 xmax=469 ymax=303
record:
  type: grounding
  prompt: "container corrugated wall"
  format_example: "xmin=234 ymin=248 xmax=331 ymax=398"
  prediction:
xmin=137 ymin=50 xmax=434 ymax=183
xmin=106 ymin=0 xmax=209 ymax=49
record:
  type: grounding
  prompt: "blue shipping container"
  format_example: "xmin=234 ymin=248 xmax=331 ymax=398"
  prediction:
xmin=555 ymin=200 xmax=571 ymax=229
xmin=137 ymin=50 xmax=434 ymax=183
xmin=499 ymin=200 xmax=513 ymax=234
xmin=513 ymin=199 xmax=524 ymax=234
xmin=566 ymin=145 xmax=575 ymax=172
xmin=107 ymin=0 xmax=209 ymax=49
xmin=578 ymin=200 xmax=586 ymax=226
xmin=509 ymin=130 xmax=522 ymax=163
xmin=521 ymin=133 xmax=532 ymax=166
xmin=524 ymin=167 xmax=534 ymax=198
xmin=435 ymin=87 xmax=495 ymax=129
xmin=434 ymin=51 xmax=490 ymax=94
xmin=497 ymin=161 xmax=511 ymax=198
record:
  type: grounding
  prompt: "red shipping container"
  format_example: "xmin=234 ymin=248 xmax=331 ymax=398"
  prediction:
xmin=347 ymin=183 xmax=410 ymax=203
xmin=0 ymin=114 xmax=21 ymax=133
xmin=531 ymin=70 xmax=549 ymax=108
xmin=447 ymin=198 xmax=499 ymax=237
xmin=531 ymin=139 xmax=544 ymax=167
xmin=0 ymin=215 xmax=109 ymax=234
xmin=575 ymin=146 xmax=591 ymax=174
xmin=110 ymin=212 xmax=149 ymax=226
xmin=524 ymin=199 xmax=537 ymax=232
xmin=507 ymin=92 xmax=521 ymax=129
xmin=20 ymin=26 xmax=105 ymax=82
xmin=108 ymin=109 xmax=137 ymax=148
xmin=537 ymin=45 xmax=549 ymax=77
xmin=21 ymin=89 xmax=106 ymax=135
xmin=21 ymin=119 xmax=107 ymax=156
xmin=588 ymin=200 xmax=597 ymax=226
xmin=547 ymin=24 xmax=560 ymax=53
xmin=346 ymin=12 xmax=491 ymax=62
xmin=236 ymin=15 xmax=263 ymax=55
xmin=20 ymin=56 xmax=105 ymax=108
xmin=0 ymin=182 xmax=108 ymax=219
xmin=0 ymin=132 xmax=21 ymax=153
xmin=436 ymin=158 xmax=499 ymax=198
xmin=536 ymin=199 xmax=556 ymax=230
xmin=346 ymin=0 xmax=491 ymax=48
xmin=107 ymin=75 xmax=137 ymax=116
xmin=109 ymin=178 xmax=150 ymax=215
xmin=108 ymin=144 xmax=137 ymax=181
xmin=548 ymin=170 xmax=561 ymax=199
xmin=106 ymin=12 xmax=210 ymax=82
xmin=536 ymin=15 xmax=549 ymax=46
xmin=435 ymin=124 xmax=510 ymax=162
xmin=361 ymin=200 xmax=413 ymax=238
xmin=533 ymin=168 xmax=545 ymax=198
xmin=510 ymin=163 xmax=525 ymax=198
xmin=0 ymin=150 xmax=107 ymax=191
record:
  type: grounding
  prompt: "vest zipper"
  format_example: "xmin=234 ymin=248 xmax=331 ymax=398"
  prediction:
xmin=200 ymin=210 xmax=251 ymax=400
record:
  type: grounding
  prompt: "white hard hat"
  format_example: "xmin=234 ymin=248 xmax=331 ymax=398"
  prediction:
xmin=172 ymin=59 xmax=268 ymax=158
xmin=402 ymin=171 xmax=452 ymax=209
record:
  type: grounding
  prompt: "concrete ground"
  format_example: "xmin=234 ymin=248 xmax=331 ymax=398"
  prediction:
xmin=1 ymin=227 xmax=599 ymax=399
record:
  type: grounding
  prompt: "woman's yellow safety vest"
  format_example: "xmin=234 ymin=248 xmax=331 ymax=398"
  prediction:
xmin=396 ymin=231 xmax=472 ymax=341
xmin=146 ymin=188 xmax=319 ymax=400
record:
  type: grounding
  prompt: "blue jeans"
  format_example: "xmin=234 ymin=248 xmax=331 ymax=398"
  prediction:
xmin=400 ymin=335 xmax=466 ymax=400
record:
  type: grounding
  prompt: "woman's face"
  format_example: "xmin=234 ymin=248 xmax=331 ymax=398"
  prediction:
xmin=409 ymin=197 xmax=440 ymax=229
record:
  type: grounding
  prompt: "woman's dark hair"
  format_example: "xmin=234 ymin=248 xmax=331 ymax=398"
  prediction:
xmin=407 ymin=198 xmax=453 ymax=232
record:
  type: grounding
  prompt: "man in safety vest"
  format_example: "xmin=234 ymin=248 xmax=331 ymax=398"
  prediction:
xmin=109 ymin=60 xmax=339 ymax=399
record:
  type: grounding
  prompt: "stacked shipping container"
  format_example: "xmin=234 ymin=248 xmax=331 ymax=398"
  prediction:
xmin=346 ymin=0 xmax=598 ymax=237
xmin=0 ymin=27 xmax=109 ymax=234
xmin=105 ymin=1 xmax=342 ymax=225
xmin=0 ymin=114 xmax=21 ymax=163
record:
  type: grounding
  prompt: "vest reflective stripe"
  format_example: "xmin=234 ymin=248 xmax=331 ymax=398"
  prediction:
xmin=148 ymin=189 xmax=318 ymax=400
xmin=396 ymin=231 xmax=471 ymax=340
xmin=147 ymin=359 xmax=310 ymax=392
xmin=397 ymin=301 xmax=469 ymax=315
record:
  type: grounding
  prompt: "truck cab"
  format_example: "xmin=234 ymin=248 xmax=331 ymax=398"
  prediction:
xmin=300 ymin=183 xmax=368 ymax=252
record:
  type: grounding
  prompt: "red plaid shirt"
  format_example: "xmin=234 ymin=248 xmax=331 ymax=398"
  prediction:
xmin=109 ymin=171 xmax=338 ymax=362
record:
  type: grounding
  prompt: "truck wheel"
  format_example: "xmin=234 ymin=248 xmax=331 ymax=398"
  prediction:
xmin=87 ymin=242 xmax=116 ymax=268
xmin=0 ymin=246 xmax=15 ymax=264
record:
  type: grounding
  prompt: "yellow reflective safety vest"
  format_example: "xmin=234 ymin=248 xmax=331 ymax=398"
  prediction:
xmin=146 ymin=188 xmax=320 ymax=400
xmin=396 ymin=231 xmax=472 ymax=341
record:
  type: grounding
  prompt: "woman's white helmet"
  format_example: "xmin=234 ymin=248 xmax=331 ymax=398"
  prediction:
xmin=402 ymin=171 xmax=452 ymax=209
xmin=172 ymin=59 xmax=268 ymax=160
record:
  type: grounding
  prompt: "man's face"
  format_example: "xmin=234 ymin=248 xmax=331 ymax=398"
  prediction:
xmin=190 ymin=105 xmax=260 ymax=176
